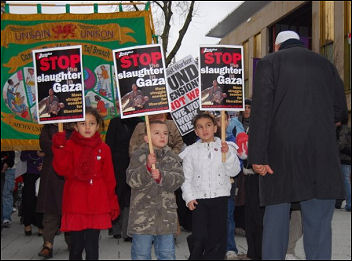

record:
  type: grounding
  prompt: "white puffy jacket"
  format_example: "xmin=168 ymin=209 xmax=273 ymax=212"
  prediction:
xmin=179 ymin=137 xmax=241 ymax=205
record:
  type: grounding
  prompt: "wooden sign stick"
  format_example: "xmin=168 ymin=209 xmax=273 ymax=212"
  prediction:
xmin=145 ymin=115 xmax=156 ymax=169
xmin=58 ymin=122 xmax=63 ymax=132
xmin=221 ymin=111 xmax=226 ymax=162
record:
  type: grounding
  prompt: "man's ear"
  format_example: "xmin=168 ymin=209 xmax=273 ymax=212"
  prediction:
xmin=144 ymin=135 xmax=149 ymax=143
xmin=214 ymin=124 xmax=217 ymax=134
xmin=74 ymin=125 xmax=78 ymax=132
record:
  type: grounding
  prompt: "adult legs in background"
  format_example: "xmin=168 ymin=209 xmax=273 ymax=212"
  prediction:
xmin=2 ymin=169 xmax=15 ymax=225
xmin=341 ymin=164 xmax=351 ymax=211
xmin=226 ymin=196 xmax=238 ymax=254
xmin=245 ymin=175 xmax=264 ymax=260
xmin=286 ymin=210 xmax=302 ymax=258
xmin=121 ymin=207 xmax=130 ymax=240
xmin=22 ymin=173 xmax=43 ymax=233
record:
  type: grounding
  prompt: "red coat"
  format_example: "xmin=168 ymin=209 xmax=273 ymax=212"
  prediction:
xmin=52 ymin=131 xmax=119 ymax=231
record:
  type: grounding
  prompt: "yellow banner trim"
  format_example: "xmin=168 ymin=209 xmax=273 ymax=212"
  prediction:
xmin=3 ymin=42 xmax=117 ymax=73
xmin=1 ymin=10 xmax=153 ymax=45
xmin=1 ymin=22 xmax=137 ymax=48
xmin=1 ymin=112 xmax=43 ymax=136
xmin=1 ymin=139 xmax=40 ymax=151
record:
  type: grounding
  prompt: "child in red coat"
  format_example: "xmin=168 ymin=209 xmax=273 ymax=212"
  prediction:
xmin=52 ymin=107 xmax=119 ymax=260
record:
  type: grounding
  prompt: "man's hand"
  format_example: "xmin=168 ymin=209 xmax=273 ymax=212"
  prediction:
xmin=252 ymin=164 xmax=274 ymax=176
xmin=187 ymin=200 xmax=198 ymax=211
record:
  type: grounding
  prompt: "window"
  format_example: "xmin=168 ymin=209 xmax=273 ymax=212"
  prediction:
xmin=344 ymin=1 xmax=351 ymax=92
xmin=254 ymin=33 xmax=262 ymax=58
xmin=244 ymin=79 xmax=249 ymax=100
xmin=243 ymin=40 xmax=249 ymax=97
xmin=320 ymin=1 xmax=334 ymax=62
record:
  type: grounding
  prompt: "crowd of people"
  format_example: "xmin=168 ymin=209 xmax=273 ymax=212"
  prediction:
xmin=1 ymin=30 xmax=351 ymax=260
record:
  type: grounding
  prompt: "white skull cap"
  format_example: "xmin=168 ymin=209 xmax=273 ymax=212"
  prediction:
xmin=275 ymin=30 xmax=300 ymax=45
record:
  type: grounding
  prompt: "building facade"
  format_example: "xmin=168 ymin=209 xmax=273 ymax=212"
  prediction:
xmin=207 ymin=1 xmax=351 ymax=122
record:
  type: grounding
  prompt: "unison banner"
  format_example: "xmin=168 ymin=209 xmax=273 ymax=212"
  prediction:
xmin=113 ymin=44 xmax=170 ymax=119
xmin=1 ymin=11 xmax=153 ymax=150
xmin=199 ymin=45 xmax=245 ymax=111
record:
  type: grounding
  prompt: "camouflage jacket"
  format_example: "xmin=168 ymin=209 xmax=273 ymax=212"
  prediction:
xmin=126 ymin=143 xmax=184 ymax=236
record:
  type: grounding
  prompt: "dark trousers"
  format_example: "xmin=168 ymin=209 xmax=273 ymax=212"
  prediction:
xmin=190 ymin=197 xmax=227 ymax=260
xmin=244 ymin=175 xmax=265 ymax=260
xmin=22 ymin=173 xmax=43 ymax=228
xmin=69 ymin=229 xmax=100 ymax=260
xmin=42 ymin=213 xmax=70 ymax=248
xmin=262 ymin=199 xmax=335 ymax=260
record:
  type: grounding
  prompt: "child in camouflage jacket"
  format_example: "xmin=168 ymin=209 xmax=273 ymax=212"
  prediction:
xmin=126 ymin=120 xmax=184 ymax=260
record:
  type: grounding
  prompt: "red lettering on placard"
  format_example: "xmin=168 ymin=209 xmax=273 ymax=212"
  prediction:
xmin=204 ymin=52 xmax=241 ymax=65
xmin=39 ymin=54 xmax=80 ymax=71
xmin=120 ymin=52 xmax=162 ymax=68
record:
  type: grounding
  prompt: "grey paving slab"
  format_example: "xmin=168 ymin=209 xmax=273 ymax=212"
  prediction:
xmin=1 ymin=208 xmax=350 ymax=260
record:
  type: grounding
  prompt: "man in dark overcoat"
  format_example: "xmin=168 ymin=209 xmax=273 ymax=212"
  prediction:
xmin=248 ymin=30 xmax=348 ymax=260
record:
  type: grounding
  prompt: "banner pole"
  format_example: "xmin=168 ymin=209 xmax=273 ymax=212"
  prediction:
xmin=145 ymin=115 xmax=156 ymax=169
xmin=221 ymin=111 xmax=226 ymax=163
xmin=58 ymin=123 xmax=63 ymax=132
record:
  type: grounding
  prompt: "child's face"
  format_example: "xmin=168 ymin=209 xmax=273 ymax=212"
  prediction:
xmin=215 ymin=115 xmax=229 ymax=129
xmin=195 ymin=117 xmax=217 ymax=143
xmin=75 ymin=113 xmax=99 ymax=138
xmin=146 ymin=123 xmax=169 ymax=149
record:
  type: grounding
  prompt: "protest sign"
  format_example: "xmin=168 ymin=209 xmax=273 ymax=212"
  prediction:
xmin=166 ymin=55 xmax=200 ymax=136
xmin=33 ymin=46 xmax=85 ymax=124
xmin=113 ymin=44 xmax=170 ymax=119
xmin=199 ymin=45 xmax=244 ymax=111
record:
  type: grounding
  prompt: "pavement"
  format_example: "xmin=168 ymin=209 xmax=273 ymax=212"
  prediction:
xmin=1 ymin=206 xmax=351 ymax=260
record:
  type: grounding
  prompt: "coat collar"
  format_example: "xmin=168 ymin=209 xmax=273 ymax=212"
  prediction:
xmin=139 ymin=142 xmax=172 ymax=155
xmin=279 ymin=39 xmax=305 ymax=50
xmin=196 ymin=137 xmax=221 ymax=148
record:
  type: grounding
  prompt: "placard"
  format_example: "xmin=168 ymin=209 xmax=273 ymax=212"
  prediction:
xmin=113 ymin=44 xmax=170 ymax=119
xmin=33 ymin=46 xmax=85 ymax=124
xmin=199 ymin=45 xmax=245 ymax=111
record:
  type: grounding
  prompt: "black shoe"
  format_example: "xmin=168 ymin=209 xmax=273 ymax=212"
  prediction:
xmin=124 ymin=237 xmax=132 ymax=242
xmin=113 ymin=234 xmax=121 ymax=239
xmin=25 ymin=230 xmax=32 ymax=236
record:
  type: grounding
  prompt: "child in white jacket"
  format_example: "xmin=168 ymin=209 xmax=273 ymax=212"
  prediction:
xmin=180 ymin=112 xmax=241 ymax=260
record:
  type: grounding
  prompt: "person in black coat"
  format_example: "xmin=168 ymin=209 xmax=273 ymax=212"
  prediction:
xmin=105 ymin=116 xmax=142 ymax=241
xmin=248 ymin=30 xmax=348 ymax=260
xmin=36 ymin=124 xmax=73 ymax=258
